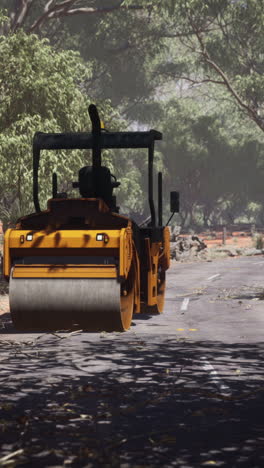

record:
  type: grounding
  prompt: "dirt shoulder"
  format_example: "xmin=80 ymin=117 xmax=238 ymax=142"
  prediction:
xmin=0 ymin=278 xmax=9 ymax=318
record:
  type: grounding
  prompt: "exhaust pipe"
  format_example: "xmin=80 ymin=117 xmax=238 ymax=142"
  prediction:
xmin=88 ymin=104 xmax=101 ymax=168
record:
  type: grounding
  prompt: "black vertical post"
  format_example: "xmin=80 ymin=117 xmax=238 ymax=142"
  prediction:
xmin=88 ymin=104 xmax=101 ymax=168
xmin=33 ymin=142 xmax=41 ymax=212
xmin=223 ymin=225 xmax=226 ymax=245
xmin=148 ymin=142 xmax=156 ymax=226
xmin=158 ymin=172 xmax=163 ymax=226
xmin=52 ymin=172 xmax=58 ymax=198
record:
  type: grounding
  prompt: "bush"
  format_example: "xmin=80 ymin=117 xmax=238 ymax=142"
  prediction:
xmin=254 ymin=234 xmax=264 ymax=250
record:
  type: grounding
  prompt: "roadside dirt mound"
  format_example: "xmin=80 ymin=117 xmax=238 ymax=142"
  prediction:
xmin=170 ymin=235 xmax=207 ymax=261
xmin=170 ymin=230 xmax=264 ymax=262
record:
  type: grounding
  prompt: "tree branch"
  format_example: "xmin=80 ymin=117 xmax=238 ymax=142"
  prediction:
xmin=44 ymin=0 xmax=56 ymax=12
xmin=180 ymin=76 xmax=225 ymax=86
xmin=189 ymin=18 xmax=264 ymax=131
xmin=203 ymin=51 xmax=264 ymax=130
xmin=27 ymin=1 xmax=143 ymax=33
xmin=11 ymin=0 xmax=34 ymax=32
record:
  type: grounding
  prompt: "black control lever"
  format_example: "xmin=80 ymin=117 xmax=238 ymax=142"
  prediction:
xmin=112 ymin=181 xmax=121 ymax=188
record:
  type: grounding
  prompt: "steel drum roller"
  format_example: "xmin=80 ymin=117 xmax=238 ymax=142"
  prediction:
xmin=10 ymin=277 xmax=133 ymax=331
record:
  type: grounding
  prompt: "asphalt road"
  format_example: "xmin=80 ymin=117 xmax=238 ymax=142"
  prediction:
xmin=0 ymin=256 xmax=264 ymax=467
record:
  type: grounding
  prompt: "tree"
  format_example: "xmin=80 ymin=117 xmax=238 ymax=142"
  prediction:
xmin=159 ymin=0 xmax=264 ymax=133
xmin=3 ymin=1 xmax=264 ymax=132
xmin=0 ymin=1 xmax=167 ymax=113
xmin=0 ymin=28 xmax=108 ymax=225
xmin=2 ymin=2 xmax=264 ymax=228
xmin=157 ymin=96 xmax=264 ymax=227
xmin=0 ymin=0 xmax=144 ymax=34
xmin=0 ymin=24 xmax=148 ymax=227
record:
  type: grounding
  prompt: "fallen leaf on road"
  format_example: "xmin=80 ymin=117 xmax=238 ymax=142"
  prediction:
xmin=107 ymin=438 xmax=127 ymax=449
xmin=159 ymin=435 xmax=177 ymax=444
xmin=68 ymin=329 xmax=83 ymax=335
xmin=64 ymin=457 xmax=78 ymax=465
xmin=50 ymin=332 xmax=66 ymax=340
xmin=0 ymin=403 xmax=14 ymax=411
xmin=192 ymin=410 xmax=204 ymax=417
xmin=80 ymin=414 xmax=93 ymax=420
xmin=79 ymin=385 xmax=95 ymax=393
xmin=0 ymin=449 xmax=24 ymax=466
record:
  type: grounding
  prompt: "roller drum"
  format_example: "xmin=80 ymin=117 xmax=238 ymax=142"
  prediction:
xmin=9 ymin=277 xmax=130 ymax=331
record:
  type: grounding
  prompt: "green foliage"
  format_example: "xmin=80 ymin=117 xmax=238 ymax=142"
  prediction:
xmin=1 ymin=0 xmax=264 ymax=128
xmin=0 ymin=31 xmax=95 ymax=219
xmin=0 ymin=6 xmax=8 ymax=24
xmin=157 ymin=96 xmax=264 ymax=226
xmin=59 ymin=6 xmax=165 ymax=109
xmin=254 ymin=234 xmax=264 ymax=250
xmin=0 ymin=28 xmax=147 ymax=222
xmin=1 ymin=2 xmax=264 ymax=227
xmin=0 ymin=31 xmax=93 ymax=131
xmin=161 ymin=0 xmax=264 ymax=131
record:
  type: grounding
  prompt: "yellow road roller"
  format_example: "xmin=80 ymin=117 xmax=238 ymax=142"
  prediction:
xmin=3 ymin=105 xmax=179 ymax=331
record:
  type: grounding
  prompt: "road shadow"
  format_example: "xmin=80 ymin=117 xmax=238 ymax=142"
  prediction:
xmin=131 ymin=313 xmax=153 ymax=322
xmin=0 ymin=336 xmax=264 ymax=467
xmin=0 ymin=311 xmax=154 ymax=334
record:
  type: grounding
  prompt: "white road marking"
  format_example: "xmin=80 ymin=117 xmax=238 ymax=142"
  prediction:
xmin=201 ymin=356 xmax=231 ymax=396
xmin=252 ymin=261 xmax=264 ymax=265
xmin=180 ymin=298 xmax=190 ymax=311
xmin=207 ymin=273 xmax=221 ymax=281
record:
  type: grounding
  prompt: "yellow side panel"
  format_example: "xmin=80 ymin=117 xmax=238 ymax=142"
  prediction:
xmin=147 ymin=242 xmax=161 ymax=306
xmin=133 ymin=242 xmax=141 ymax=313
xmin=8 ymin=229 xmax=121 ymax=249
xmin=3 ymin=228 xmax=12 ymax=277
xmin=119 ymin=227 xmax=133 ymax=278
xmin=162 ymin=226 xmax=171 ymax=270
xmin=12 ymin=265 xmax=117 ymax=279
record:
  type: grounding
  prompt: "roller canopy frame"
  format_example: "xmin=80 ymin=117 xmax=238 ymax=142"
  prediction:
xmin=33 ymin=105 xmax=162 ymax=225
xmin=33 ymin=130 xmax=162 ymax=151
